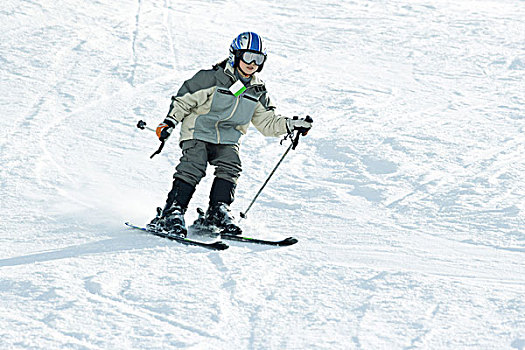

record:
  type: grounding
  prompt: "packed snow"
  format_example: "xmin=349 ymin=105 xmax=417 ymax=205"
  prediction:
xmin=1 ymin=0 xmax=524 ymax=348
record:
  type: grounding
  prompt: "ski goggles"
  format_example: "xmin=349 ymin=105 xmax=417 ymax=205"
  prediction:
xmin=240 ymin=51 xmax=266 ymax=65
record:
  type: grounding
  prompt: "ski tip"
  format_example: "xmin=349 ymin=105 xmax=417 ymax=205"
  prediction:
xmin=125 ymin=222 xmax=142 ymax=230
xmin=281 ymin=237 xmax=298 ymax=246
xmin=214 ymin=242 xmax=230 ymax=251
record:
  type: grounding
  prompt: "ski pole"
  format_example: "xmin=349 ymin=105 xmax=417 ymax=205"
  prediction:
xmin=136 ymin=120 xmax=156 ymax=133
xmin=136 ymin=120 xmax=167 ymax=159
xmin=240 ymin=115 xmax=312 ymax=220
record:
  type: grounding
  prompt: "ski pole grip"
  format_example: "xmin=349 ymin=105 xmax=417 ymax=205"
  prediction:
xmin=300 ymin=115 xmax=313 ymax=136
xmin=291 ymin=115 xmax=313 ymax=150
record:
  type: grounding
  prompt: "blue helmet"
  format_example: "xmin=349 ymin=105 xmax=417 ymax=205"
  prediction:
xmin=228 ymin=32 xmax=267 ymax=72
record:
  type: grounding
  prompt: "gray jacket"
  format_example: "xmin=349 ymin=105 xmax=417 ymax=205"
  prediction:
xmin=166 ymin=60 xmax=288 ymax=145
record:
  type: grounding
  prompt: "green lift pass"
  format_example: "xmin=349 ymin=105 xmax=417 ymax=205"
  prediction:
xmin=229 ymin=80 xmax=246 ymax=97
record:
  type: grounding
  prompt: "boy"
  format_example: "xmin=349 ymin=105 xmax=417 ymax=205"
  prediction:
xmin=149 ymin=32 xmax=312 ymax=237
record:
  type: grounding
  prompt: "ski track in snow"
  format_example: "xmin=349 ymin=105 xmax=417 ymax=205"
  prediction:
xmin=1 ymin=0 xmax=524 ymax=349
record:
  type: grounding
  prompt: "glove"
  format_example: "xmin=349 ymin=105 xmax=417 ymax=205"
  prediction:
xmin=156 ymin=118 xmax=177 ymax=141
xmin=286 ymin=116 xmax=313 ymax=135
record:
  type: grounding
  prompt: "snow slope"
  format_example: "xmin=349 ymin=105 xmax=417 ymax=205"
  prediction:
xmin=1 ymin=0 xmax=524 ymax=348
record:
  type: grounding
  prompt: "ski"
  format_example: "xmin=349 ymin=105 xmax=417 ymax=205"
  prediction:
xmin=191 ymin=208 xmax=298 ymax=247
xmin=220 ymin=233 xmax=298 ymax=246
xmin=125 ymin=222 xmax=229 ymax=251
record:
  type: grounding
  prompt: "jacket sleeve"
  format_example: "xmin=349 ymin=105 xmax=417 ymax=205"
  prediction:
xmin=250 ymin=92 xmax=288 ymax=137
xmin=166 ymin=70 xmax=215 ymax=123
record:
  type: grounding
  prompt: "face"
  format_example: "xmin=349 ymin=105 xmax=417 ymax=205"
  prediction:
xmin=238 ymin=59 xmax=259 ymax=76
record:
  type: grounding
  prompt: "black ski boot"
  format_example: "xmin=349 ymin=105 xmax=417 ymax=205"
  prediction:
xmin=146 ymin=207 xmax=163 ymax=231
xmin=147 ymin=203 xmax=188 ymax=237
xmin=204 ymin=178 xmax=242 ymax=235
xmin=204 ymin=202 xmax=242 ymax=235
xmin=160 ymin=204 xmax=188 ymax=237
xmin=147 ymin=178 xmax=195 ymax=237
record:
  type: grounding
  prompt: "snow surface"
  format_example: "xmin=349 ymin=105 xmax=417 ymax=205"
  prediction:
xmin=1 ymin=0 xmax=524 ymax=348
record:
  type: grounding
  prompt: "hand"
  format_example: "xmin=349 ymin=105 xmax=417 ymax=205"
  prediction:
xmin=286 ymin=116 xmax=313 ymax=135
xmin=156 ymin=119 xmax=177 ymax=141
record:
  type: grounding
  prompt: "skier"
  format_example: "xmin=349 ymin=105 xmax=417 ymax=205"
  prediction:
xmin=148 ymin=32 xmax=312 ymax=237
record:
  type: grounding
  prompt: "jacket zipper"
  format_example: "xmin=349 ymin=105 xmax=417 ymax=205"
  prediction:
xmin=216 ymin=95 xmax=240 ymax=143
